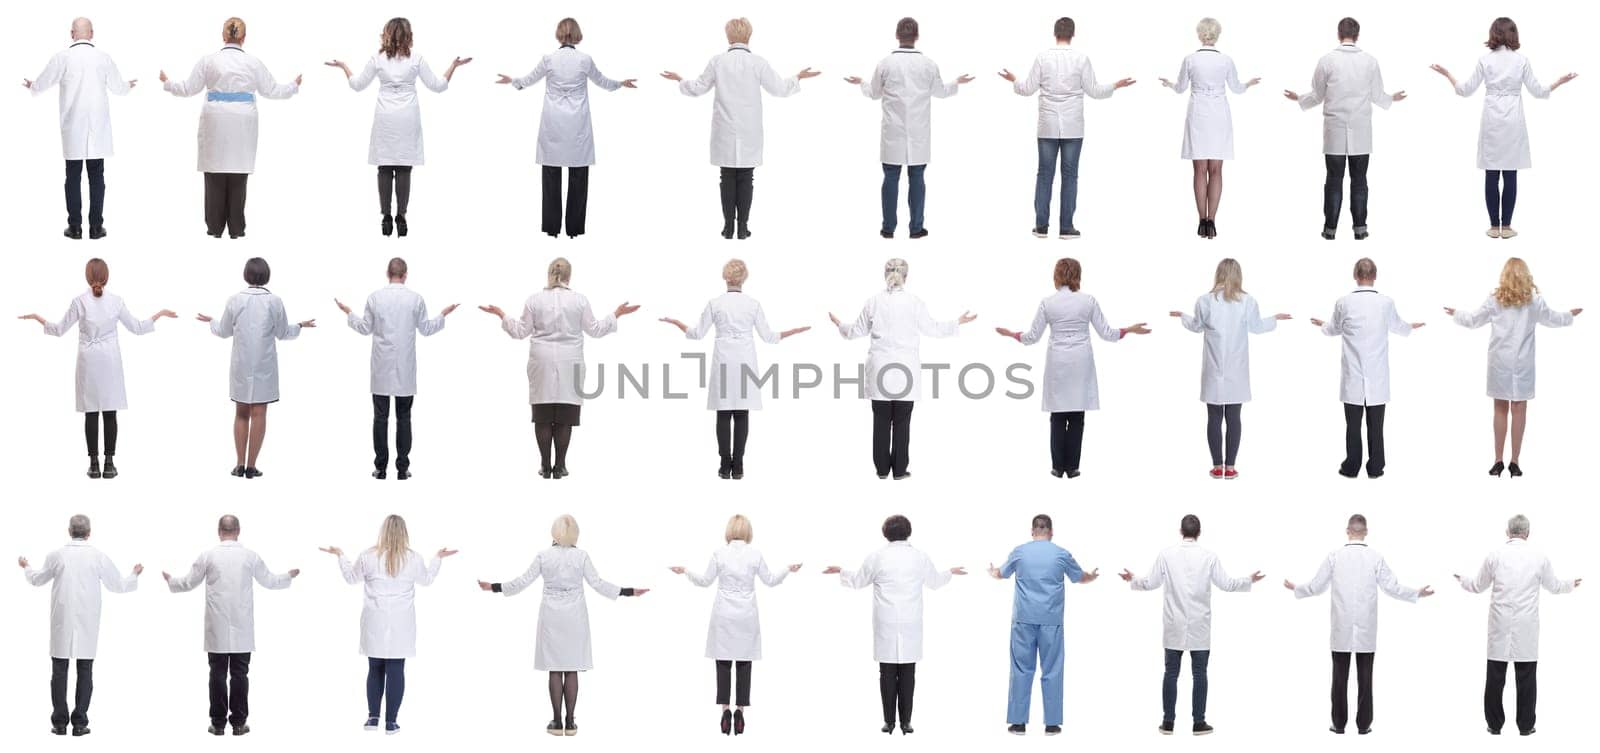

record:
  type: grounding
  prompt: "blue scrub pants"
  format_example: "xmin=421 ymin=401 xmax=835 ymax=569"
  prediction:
xmin=1007 ymin=622 xmax=1064 ymax=725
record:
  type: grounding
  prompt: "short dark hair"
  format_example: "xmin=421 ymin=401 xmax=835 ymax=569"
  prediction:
xmin=1486 ymin=17 xmax=1519 ymax=51
xmin=1180 ymin=514 xmax=1202 ymax=539
xmin=896 ymin=17 xmax=919 ymax=44
xmin=388 ymin=257 xmax=408 ymax=279
xmin=1054 ymin=17 xmax=1075 ymax=40
xmin=1032 ymin=514 xmax=1053 ymax=532
xmin=882 ymin=515 xmax=912 ymax=542
xmin=1337 ymin=17 xmax=1360 ymax=41
xmin=243 ymin=257 xmax=271 ymax=286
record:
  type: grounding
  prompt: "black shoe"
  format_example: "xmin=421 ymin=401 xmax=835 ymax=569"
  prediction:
xmin=1051 ymin=469 xmax=1065 ymax=478
xmin=563 ymin=718 xmax=577 ymax=736
xmin=539 ymin=465 xmax=553 ymax=479
xmin=1203 ymin=219 xmax=1217 ymax=238
xmin=52 ymin=725 xmax=67 ymax=736
xmin=396 ymin=469 xmax=411 ymax=480
xmin=731 ymin=463 xmax=744 ymax=480
xmin=880 ymin=230 xmax=894 ymax=239
xmin=900 ymin=724 xmax=914 ymax=734
xmin=1159 ymin=721 xmax=1174 ymax=735
xmin=64 ymin=225 xmax=83 ymax=239
xmin=1060 ymin=228 xmax=1081 ymax=239
xmin=722 ymin=222 xmax=736 ymax=239
xmin=546 ymin=720 xmax=564 ymax=736
xmin=881 ymin=723 xmax=895 ymax=734
xmin=208 ymin=232 xmax=223 ymax=238
xmin=1321 ymin=227 xmax=1336 ymax=240
xmin=1487 ymin=727 xmax=1501 ymax=735
xmin=230 ymin=232 xmax=245 ymax=239
xmin=87 ymin=457 xmax=102 ymax=479
xmin=1508 ymin=462 xmax=1523 ymax=477
xmin=1193 ymin=722 xmax=1214 ymax=736
xmin=89 ymin=226 xmax=107 ymax=240
xmin=909 ymin=229 xmax=929 ymax=239
xmin=1357 ymin=727 xmax=1371 ymax=735
xmin=101 ymin=458 xmax=118 ymax=479
xmin=1367 ymin=471 xmax=1384 ymax=479
xmin=877 ymin=473 xmax=889 ymax=479
xmin=231 ymin=465 xmax=247 ymax=477
xmin=1032 ymin=226 xmax=1049 ymax=238
xmin=1044 ymin=725 xmax=1061 ymax=735
xmin=1007 ymin=724 xmax=1026 ymax=735
xmin=1489 ymin=461 xmax=1505 ymax=477
xmin=395 ymin=215 xmax=408 ymax=237
xmin=71 ymin=726 xmax=90 ymax=737
xmin=1065 ymin=469 xmax=1081 ymax=479
xmin=243 ymin=467 xmax=263 ymax=479
xmin=1196 ymin=220 xmax=1207 ymax=238
xmin=1353 ymin=225 xmax=1369 ymax=240
xmin=719 ymin=458 xmax=733 ymax=479
xmin=737 ymin=225 xmax=751 ymax=240
xmin=372 ymin=469 xmax=387 ymax=480
xmin=1519 ymin=728 xmax=1535 ymax=736
xmin=382 ymin=215 xmax=394 ymax=236
xmin=1329 ymin=726 xmax=1344 ymax=734
xmin=551 ymin=466 xmax=568 ymax=479
xmin=733 ymin=709 xmax=745 ymax=735
xmin=721 ymin=709 xmax=733 ymax=735
xmin=892 ymin=472 xmax=911 ymax=480
xmin=232 ymin=725 xmax=250 ymax=736
xmin=1338 ymin=468 xmax=1359 ymax=478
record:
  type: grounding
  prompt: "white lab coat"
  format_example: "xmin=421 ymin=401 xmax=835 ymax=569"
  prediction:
xmin=1460 ymin=538 xmax=1575 ymax=662
xmin=679 ymin=44 xmax=801 ymax=168
xmin=861 ymin=49 xmax=960 ymax=166
xmin=348 ymin=54 xmax=448 ymax=166
xmin=501 ymin=546 xmax=624 ymax=672
xmin=164 ymin=44 xmax=299 ymax=173
xmin=1011 ymin=45 xmax=1115 ymax=139
xmin=514 ymin=46 xmax=622 ymax=167
xmin=24 ymin=540 xmax=138 ymax=659
xmin=338 ymin=549 xmax=441 ymax=659
xmin=1320 ymin=286 xmax=1411 ymax=405
xmin=838 ymin=541 xmax=954 ymax=663
xmin=838 ymin=288 xmax=960 ymax=401
xmin=166 ymin=540 xmax=293 ymax=654
xmin=1128 ymin=540 xmax=1252 ymax=651
xmin=684 ymin=541 xmax=790 ymax=660
xmin=347 ymin=283 xmax=446 ymax=397
xmin=683 ymin=291 xmax=783 ymax=410
xmin=1295 ymin=44 xmax=1394 ymax=155
xmin=1179 ymin=292 xmax=1276 ymax=405
xmin=1452 ymin=49 xmax=1554 ymax=170
xmin=209 ymin=287 xmax=302 ymax=404
xmin=1292 ymin=542 xmax=1421 ymax=653
xmin=1019 ymin=289 xmax=1123 ymax=412
xmin=1451 ymin=294 xmax=1573 ymax=401
xmin=29 ymin=41 xmax=130 ymax=160
xmin=41 ymin=290 xmax=157 ymax=412
xmin=1170 ymin=47 xmax=1246 ymax=160
xmin=501 ymin=287 xmax=617 ymax=406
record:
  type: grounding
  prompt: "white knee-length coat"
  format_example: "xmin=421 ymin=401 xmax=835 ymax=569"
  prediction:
xmin=500 ymin=545 xmax=624 ymax=672
xmin=683 ymin=291 xmax=783 ymax=410
xmin=41 ymin=290 xmax=157 ymax=412
xmin=513 ymin=45 xmax=623 ymax=168
xmin=1452 ymin=49 xmax=1555 ymax=170
xmin=338 ymin=548 xmax=442 ymax=659
xmin=1170 ymin=47 xmax=1247 ymax=161
xmin=29 ymin=41 xmax=131 ymax=160
xmin=1019 ymin=289 xmax=1124 ymax=412
xmin=23 ymin=540 xmax=139 ymax=659
xmin=1178 ymin=292 xmax=1277 ymax=405
xmin=500 ymin=287 xmax=617 ymax=406
xmin=678 ymin=44 xmax=801 ymax=168
xmin=684 ymin=541 xmax=791 ymax=661
xmin=1451 ymin=294 xmax=1574 ymax=401
xmin=348 ymin=53 xmax=449 ymax=166
xmin=838 ymin=287 xmax=960 ymax=401
xmin=209 ymin=287 xmax=302 ymax=404
xmin=163 ymin=44 xmax=299 ymax=173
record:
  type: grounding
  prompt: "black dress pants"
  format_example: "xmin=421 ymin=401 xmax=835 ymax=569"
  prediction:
xmin=1341 ymin=403 xmax=1386 ymax=477
xmin=715 ymin=660 xmax=752 ymax=706
xmin=878 ymin=662 xmax=915 ymax=726
xmin=1049 ymin=411 xmax=1086 ymax=473
xmin=719 ymin=167 xmax=754 ymax=229
xmin=716 ymin=409 xmax=750 ymax=471
xmin=542 ymin=166 xmax=590 ymax=237
xmin=84 ymin=411 xmax=119 ymax=457
xmin=1323 ymin=154 xmax=1370 ymax=232
xmin=208 ymin=652 xmax=251 ymax=728
xmin=203 ymin=172 xmax=248 ymax=237
xmin=1330 ymin=651 xmax=1374 ymax=733
xmin=377 ymin=165 xmax=412 ymax=216
xmin=870 ymin=400 xmax=913 ymax=478
xmin=1485 ymin=660 xmax=1537 ymax=735
xmin=65 ymin=159 xmax=106 ymax=229
xmin=373 ymin=395 xmax=414 ymax=472
xmin=50 ymin=658 xmax=93 ymax=729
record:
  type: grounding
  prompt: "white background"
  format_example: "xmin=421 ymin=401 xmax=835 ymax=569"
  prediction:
xmin=1 ymin=1 xmax=1595 ymax=751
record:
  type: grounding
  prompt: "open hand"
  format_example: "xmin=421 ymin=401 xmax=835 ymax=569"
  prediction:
xmin=1114 ymin=77 xmax=1136 ymax=88
xmin=441 ymin=304 xmax=460 ymax=316
xmin=436 ymin=548 xmax=459 ymax=559
xmin=822 ymin=566 xmax=842 ymax=575
xmin=620 ymin=79 xmax=638 ymax=88
xmin=319 ymin=546 xmax=344 ymax=557
xmin=477 ymin=580 xmax=494 ymax=591
xmin=955 ymin=74 xmax=975 ymax=85
xmin=495 ymin=74 xmax=513 ymax=85
xmin=787 ymin=563 xmax=803 ymax=572
xmin=797 ymin=67 xmax=821 ymax=80
xmin=1282 ymin=89 xmax=1299 ymax=101
xmin=479 ymin=305 xmax=506 ymax=319
xmin=614 ymin=302 xmax=641 ymax=317
xmin=660 ymin=71 xmax=683 ymax=82
xmin=1249 ymin=571 xmax=1266 ymax=583
xmin=957 ymin=311 xmax=977 ymax=325
xmin=196 ymin=313 xmax=214 ymax=323
xmin=298 ymin=319 xmax=317 ymax=328
xmin=334 ymin=298 xmax=351 ymax=315
xmin=844 ymin=76 xmax=863 ymax=85
xmin=1124 ymin=322 xmax=1152 ymax=335
xmin=1118 ymin=569 xmax=1134 ymax=582
xmin=997 ymin=69 xmax=1016 ymax=82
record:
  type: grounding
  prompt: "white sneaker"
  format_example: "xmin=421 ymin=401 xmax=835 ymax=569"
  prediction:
xmin=1500 ymin=226 xmax=1518 ymax=238
xmin=1485 ymin=227 xmax=1502 ymax=238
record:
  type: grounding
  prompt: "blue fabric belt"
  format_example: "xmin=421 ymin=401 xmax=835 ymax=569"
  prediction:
xmin=207 ymin=91 xmax=255 ymax=102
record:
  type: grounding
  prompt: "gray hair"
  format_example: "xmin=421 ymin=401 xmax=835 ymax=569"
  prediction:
xmin=68 ymin=514 xmax=91 ymax=539
xmin=1507 ymin=514 xmax=1531 ymax=538
xmin=884 ymin=258 xmax=909 ymax=289
xmin=1197 ymin=17 xmax=1221 ymax=46
xmin=218 ymin=514 xmax=241 ymax=534
xmin=1347 ymin=514 xmax=1368 ymax=534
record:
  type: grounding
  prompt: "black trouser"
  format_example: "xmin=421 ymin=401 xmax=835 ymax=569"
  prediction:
xmin=1323 ymin=154 xmax=1370 ymax=232
xmin=1341 ymin=403 xmax=1386 ymax=477
xmin=377 ymin=166 xmax=412 ymax=217
xmin=542 ymin=166 xmax=590 ymax=237
xmin=208 ymin=652 xmax=251 ymax=728
xmin=716 ymin=410 xmax=750 ymax=472
xmin=1049 ymin=411 xmax=1085 ymax=473
xmin=1485 ymin=660 xmax=1537 ymax=734
xmin=719 ymin=167 xmax=754 ymax=230
xmin=65 ymin=159 xmax=106 ymax=229
xmin=50 ymin=658 xmax=93 ymax=729
xmin=373 ymin=395 xmax=414 ymax=472
xmin=1205 ymin=404 xmax=1240 ymax=466
xmin=878 ymin=662 xmax=915 ymax=726
xmin=203 ymin=172 xmax=248 ymax=237
xmin=1331 ymin=651 xmax=1374 ymax=733
xmin=870 ymin=400 xmax=913 ymax=478
xmin=715 ymin=660 xmax=752 ymax=706
xmin=84 ymin=411 xmax=118 ymax=457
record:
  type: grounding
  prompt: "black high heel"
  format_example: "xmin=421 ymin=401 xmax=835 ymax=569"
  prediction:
xmin=1204 ymin=219 xmax=1217 ymax=238
xmin=1196 ymin=219 xmax=1207 ymax=238
xmin=382 ymin=215 xmax=393 ymax=236
xmin=1489 ymin=461 xmax=1505 ymax=477
xmin=1507 ymin=462 xmax=1523 ymax=478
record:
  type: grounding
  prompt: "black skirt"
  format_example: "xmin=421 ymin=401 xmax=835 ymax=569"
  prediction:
xmin=531 ymin=402 xmax=581 ymax=426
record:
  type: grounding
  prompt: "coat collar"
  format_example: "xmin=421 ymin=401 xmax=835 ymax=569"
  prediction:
xmin=1344 ymin=541 xmax=1368 ymax=547
xmin=1338 ymin=43 xmax=1361 ymax=52
xmin=1352 ymin=284 xmax=1378 ymax=294
xmin=728 ymin=43 xmax=751 ymax=53
xmin=66 ymin=538 xmax=90 ymax=546
xmin=893 ymin=48 xmax=922 ymax=54
xmin=222 ymin=43 xmax=244 ymax=53
xmin=242 ymin=286 xmax=270 ymax=295
xmin=70 ymin=41 xmax=95 ymax=49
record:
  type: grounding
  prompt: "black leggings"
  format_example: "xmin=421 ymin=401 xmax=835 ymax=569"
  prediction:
xmin=1205 ymin=404 xmax=1241 ymax=466
xmin=716 ymin=410 xmax=750 ymax=469
xmin=1049 ymin=411 xmax=1085 ymax=473
xmin=535 ymin=423 xmax=574 ymax=471
xmin=879 ymin=662 xmax=915 ymax=726
xmin=1485 ymin=170 xmax=1518 ymax=226
xmin=715 ymin=660 xmax=752 ymax=706
xmin=378 ymin=166 xmax=413 ymax=216
xmin=84 ymin=411 xmax=118 ymax=457
xmin=548 ymin=671 xmax=579 ymax=723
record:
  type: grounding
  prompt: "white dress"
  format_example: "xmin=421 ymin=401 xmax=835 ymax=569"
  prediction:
xmin=42 ymin=290 xmax=156 ymax=412
xmin=861 ymin=49 xmax=961 ymax=166
xmin=514 ymin=45 xmax=622 ymax=167
xmin=500 ymin=287 xmax=617 ymax=406
xmin=679 ymin=44 xmax=801 ymax=168
xmin=338 ymin=548 xmax=442 ymax=659
xmin=838 ymin=288 xmax=960 ymax=401
xmin=23 ymin=540 xmax=138 ymax=659
xmin=208 ymin=287 xmax=302 ymax=404
xmin=1020 ymin=289 xmax=1123 ymax=412
xmin=29 ymin=41 xmax=131 ymax=160
xmin=685 ymin=541 xmax=790 ymax=660
xmin=1178 ymin=292 xmax=1277 ymax=405
xmin=1171 ymin=47 xmax=1246 ymax=160
xmin=501 ymin=546 xmax=624 ymax=672
xmin=346 ymin=283 xmax=446 ymax=397
xmin=838 ymin=541 xmax=954 ymax=663
xmin=348 ymin=54 xmax=448 ymax=166
xmin=1452 ymin=294 xmax=1573 ymax=401
xmin=683 ymin=291 xmax=783 ymax=410
xmin=163 ymin=44 xmax=299 ymax=173
xmin=1453 ymin=49 xmax=1553 ymax=170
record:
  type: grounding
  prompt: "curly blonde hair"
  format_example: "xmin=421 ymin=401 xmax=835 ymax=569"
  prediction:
xmin=1494 ymin=257 xmax=1537 ymax=308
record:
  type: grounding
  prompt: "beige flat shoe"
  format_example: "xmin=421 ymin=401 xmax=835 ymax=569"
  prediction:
xmin=1485 ymin=227 xmax=1502 ymax=238
xmin=1499 ymin=226 xmax=1518 ymax=238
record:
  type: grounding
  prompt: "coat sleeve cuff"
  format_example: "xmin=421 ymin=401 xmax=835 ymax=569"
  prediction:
xmin=619 ymin=587 xmax=636 ymax=597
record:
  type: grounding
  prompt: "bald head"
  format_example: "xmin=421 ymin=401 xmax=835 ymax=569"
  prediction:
xmin=71 ymin=18 xmax=94 ymax=41
xmin=218 ymin=514 xmax=241 ymax=540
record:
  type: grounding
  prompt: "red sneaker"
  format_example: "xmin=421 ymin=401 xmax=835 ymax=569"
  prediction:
xmin=1223 ymin=468 xmax=1239 ymax=480
xmin=1209 ymin=467 xmax=1224 ymax=479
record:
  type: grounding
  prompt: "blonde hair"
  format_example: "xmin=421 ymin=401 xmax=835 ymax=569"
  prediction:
xmin=546 ymin=257 xmax=573 ymax=289
xmin=1211 ymin=258 xmax=1244 ymax=302
xmin=551 ymin=514 xmax=580 ymax=547
xmin=725 ymin=514 xmax=753 ymax=543
xmin=85 ymin=258 xmax=109 ymax=298
xmin=556 ymin=18 xmax=583 ymax=45
xmin=1353 ymin=257 xmax=1377 ymax=282
xmin=374 ymin=514 xmax=411 ymax=577
xmin=723 ymin=259 xmax=749 ymax=288
xmin=884 ymin=258 xmax=909 ymax=289
xmin=1053 ymin=258 xmax=1081 ymax=292
xmin=725 ymin=17 xmax=753 ymax=44
xmin=223 ymin=17 xmax=246 ymax=44
xmin=1196 ymin=18 xmax=1221 ymax=45
xmin=1494 ymin=257 xmax=1537 ymax=308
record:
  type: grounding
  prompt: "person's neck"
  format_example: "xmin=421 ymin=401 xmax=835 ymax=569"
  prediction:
xmin=389 ymin=278 xmax=405 ymax=285
xmin=1182 ymin=537 xmax=1197 ymax=542
xmin=220 ymin=535 xmax=240 ymax=543
xmin=1347 ymin=536 xmax=1366 ymax=542
xmin=1055 ymin=38 xmax=1072 ymax=46
xmin=1032 ymin=534 xmax=1052 ymax=541
xmin=898 ymin=43 xmax=916 ymax=49
xmin=1340 ymin=39 xmax=1358 ymax=45
xmin=1355 ymin=279 xmax=1376 ymax=287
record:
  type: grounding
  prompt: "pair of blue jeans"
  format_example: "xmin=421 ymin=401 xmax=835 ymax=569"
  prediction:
xmin=1162 ymin=649 xmax=1209 ymax=723
xmin=366 ymin=658 xmax=405 ymax=725
xmin=881 ymin=164 xmax=926 ymax=234
xmin=1007 ymin=622 xmax=1064 ymax=726
xmin=1035 ymin=138 xmax=1083 ymax=231
xmin=1485 ymin=170 xmax=1518 ymax=226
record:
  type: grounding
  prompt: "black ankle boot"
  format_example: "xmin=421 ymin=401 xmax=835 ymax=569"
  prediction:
xmin=382 ymin=215 xmax=393 ymax=236
xmin=395 ymin=215 xmax=408 ymax=237
xmin=101 ymin=458 xmax=118 ymax=479
xmin=86 ymin=457 xmax=101 ymax=479
xmin=721 ymin=220 xmax=735 ymax=239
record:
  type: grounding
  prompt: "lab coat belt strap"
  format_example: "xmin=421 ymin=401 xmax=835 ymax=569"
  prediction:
xmin=82 ymin=334 xmax=116 ymax=345
xmin=207 ymin=91 xmax=256 ymax=103
xmin=1484 ymin=87 xmax=1519 ymax=96
xmin=1190 ymin=86 xmax=1226 ymax=97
